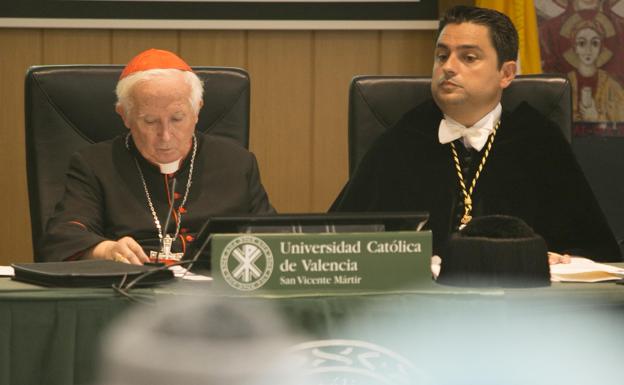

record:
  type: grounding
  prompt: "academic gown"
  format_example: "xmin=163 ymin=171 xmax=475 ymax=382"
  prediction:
xmin=40 ymin=133 xmax=274 ymax=262
xmin=331 ymin=100 xmax=622 ymax=262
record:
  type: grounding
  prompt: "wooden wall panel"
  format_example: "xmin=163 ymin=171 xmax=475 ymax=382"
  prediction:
xmin=111 ymin=30 xmax=179 ymax=63
xmin=248 ymin=31 xmax=314 ymax=213
xmin=380 ymin=30 xmax=437 ymax=75
xmin=311 ymin=31 xmax=380 ymax=211
xmin=0 ymin=29 xmax=42 ymax=263
xmin=42 ymin=30 xmax=112 ymax=64
xmin=180 ymin=31 xmax=247 ymax=69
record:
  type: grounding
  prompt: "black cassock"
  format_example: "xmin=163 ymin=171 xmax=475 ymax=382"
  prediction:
xmin=331 ymin=100 xmax=621 ymax=262
xmin=41 ymin=133 xmax=274 ymax=262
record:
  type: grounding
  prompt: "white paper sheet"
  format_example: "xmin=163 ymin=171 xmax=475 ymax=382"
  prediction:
xmin=168 ymin=265 xmax=212 ymax=281
xmin=0 ymin=266 xmax=15 ymax=276
xmin=550 ymin=257 xmax=624 ymax=282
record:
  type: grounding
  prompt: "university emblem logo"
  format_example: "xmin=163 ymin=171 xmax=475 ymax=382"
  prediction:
xmin=220 ymin=235 xmax=274 ymax=291
xmin=288 ymin=339 xmax=423 ymax=385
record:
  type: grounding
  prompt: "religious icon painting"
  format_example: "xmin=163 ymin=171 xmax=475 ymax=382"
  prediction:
xmin=536 ymin=0 xmax=624 ymax=137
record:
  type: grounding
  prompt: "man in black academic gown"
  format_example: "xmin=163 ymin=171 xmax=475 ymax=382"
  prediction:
xmin=332 ymin=6 xmax=621 ymax=262
xmin=41 ymin=49 xmax=274 ymax=264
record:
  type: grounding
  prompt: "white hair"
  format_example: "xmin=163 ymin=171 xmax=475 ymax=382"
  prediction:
xmin=115 ymin=68 xmax=204 ymax=116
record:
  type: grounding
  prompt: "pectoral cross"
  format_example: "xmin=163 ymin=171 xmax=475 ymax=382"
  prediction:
xmin=149 ymin=234 xmax=182 ymax=261
xmin=161 ymin=234 xmax=173 ymax=258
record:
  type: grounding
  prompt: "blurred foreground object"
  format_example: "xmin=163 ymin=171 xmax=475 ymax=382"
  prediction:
xmin=96 ymin=290 xmax=301 ymax=385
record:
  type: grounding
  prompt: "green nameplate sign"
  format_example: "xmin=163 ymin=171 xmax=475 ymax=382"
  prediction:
xmin=211 ymin=231 xmax=432 ymax=295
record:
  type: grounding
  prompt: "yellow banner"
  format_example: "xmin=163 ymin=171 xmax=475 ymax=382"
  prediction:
xmin=476 ymin=0 xmax=542 ymax=74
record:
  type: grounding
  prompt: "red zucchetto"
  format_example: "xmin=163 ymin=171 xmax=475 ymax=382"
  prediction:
xmin=120 ymin=48 xmax=193 ymax=79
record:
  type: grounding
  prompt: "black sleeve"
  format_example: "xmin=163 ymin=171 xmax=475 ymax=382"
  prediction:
xmin=330 ymin=104 xmax=431 ymax=213
xmin=39 ymin=152 xmax=109 ymax=262
xmin=530 ymin=116 xmax=621 ymax=261
xmin=329 ymin=137 xmax=390 ymax=213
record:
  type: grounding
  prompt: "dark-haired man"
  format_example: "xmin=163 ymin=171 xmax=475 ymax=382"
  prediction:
xmin=332 ymin=6 xmax=621 ymax=262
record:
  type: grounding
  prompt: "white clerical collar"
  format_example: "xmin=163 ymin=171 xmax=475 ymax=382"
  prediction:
xmin=438 ymin=103 xmax=502 ymax=151
xmin=158 ymin=159 xmax=181 ymax=174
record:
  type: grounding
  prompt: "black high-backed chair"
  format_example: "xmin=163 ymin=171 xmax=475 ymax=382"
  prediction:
xmin=25 ymin=65 xmax=250 ymax=261
xmin=348 ymin=74 xmax=572 ymax=175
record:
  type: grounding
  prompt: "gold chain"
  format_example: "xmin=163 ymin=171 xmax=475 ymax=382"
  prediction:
xmin=125 ymin=133 xmax=197 ymax=245
xmin=450 ymin=120 xmax=501 ymax=227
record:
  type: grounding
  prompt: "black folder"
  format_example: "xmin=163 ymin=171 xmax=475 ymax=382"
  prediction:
xmin=11 ymin=260 xmax=174 ymax=288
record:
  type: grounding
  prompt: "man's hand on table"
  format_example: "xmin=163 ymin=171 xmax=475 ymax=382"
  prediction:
xmin=84 ymin=237 xmax=150 ymax=265
xmin=548 ymin=251 xmax=572 ymax=265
